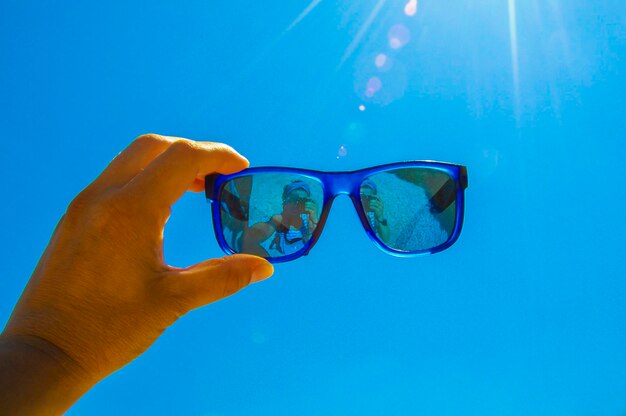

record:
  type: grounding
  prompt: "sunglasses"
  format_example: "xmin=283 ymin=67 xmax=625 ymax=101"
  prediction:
xmin=205 ymin=161 xmax=468 ymax=263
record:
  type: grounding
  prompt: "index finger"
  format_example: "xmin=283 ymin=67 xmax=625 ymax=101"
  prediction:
xmin=122 ymin=139 xmax=249 ymax=211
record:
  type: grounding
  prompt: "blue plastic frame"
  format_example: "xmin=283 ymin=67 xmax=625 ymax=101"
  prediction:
xmin=205 ymin=161 xmax=468 ymax=263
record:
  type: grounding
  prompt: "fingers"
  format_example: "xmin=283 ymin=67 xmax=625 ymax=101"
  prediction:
xmin=123 ymin=140 xmax=249 ymax=213
xmin=160 ymin=255 xmax=273 ymax=313
xmin=187 ymin=178 xmax=207 ymax=193
xmin=88 ymin=134 xmax=176 ymax=192
xmin=371 ymin=200 xmax=383 ymax=212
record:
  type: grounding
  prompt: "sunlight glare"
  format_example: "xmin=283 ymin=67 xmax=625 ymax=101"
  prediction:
xmin=365 ymin=76 xmax=382 ymax=97
xmin=388 ymin=24 xmax=410 ymax=49
xmin=404 ymin=0 xmax=418 ymax=17
xmin=285 ymin=0 xmax=323 ymax=32
xmin=508 ymin=0 xmax=521 ymax=124
xmin=375 ymin=53 xmax=388 ymax=68
xmin=338 ymin=0 xmax=387 ymax=68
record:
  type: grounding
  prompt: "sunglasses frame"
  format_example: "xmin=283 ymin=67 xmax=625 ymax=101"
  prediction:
xmin=205 ymin=161 xmax=468 ymax=263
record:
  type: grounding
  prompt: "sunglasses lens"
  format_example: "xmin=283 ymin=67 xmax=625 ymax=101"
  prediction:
xmin=360 ymin=167 xmax=457 ymax=252
xmin=218 ymin=173 xmax=324 ymax=260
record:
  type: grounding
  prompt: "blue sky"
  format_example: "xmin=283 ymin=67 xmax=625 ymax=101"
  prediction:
xmin=1 ymin=1 xmax=626 ymax=414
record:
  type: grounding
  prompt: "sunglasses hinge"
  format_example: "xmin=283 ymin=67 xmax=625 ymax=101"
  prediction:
xmin=205 ymin=174 xmax=219 ymax=201
xmin=459 ymin=166 xmax=469 ymax=189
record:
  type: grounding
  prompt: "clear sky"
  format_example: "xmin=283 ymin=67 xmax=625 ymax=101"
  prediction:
xmin=1 ymin=1 xmax=626 ymax=415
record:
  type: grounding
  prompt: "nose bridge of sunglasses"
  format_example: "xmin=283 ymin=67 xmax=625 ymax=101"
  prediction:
xmin=324 ymin=171 xmax=362 ymax=196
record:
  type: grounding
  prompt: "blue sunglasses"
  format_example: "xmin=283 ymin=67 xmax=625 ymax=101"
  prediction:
xmin=205 ymin=161 xmax=468 ymax=263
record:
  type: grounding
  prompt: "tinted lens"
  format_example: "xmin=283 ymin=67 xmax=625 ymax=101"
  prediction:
xmin=218 ymin=173 xmax=324 ymax=259
xmin=360 ymin=167 xmax=457 ymax=252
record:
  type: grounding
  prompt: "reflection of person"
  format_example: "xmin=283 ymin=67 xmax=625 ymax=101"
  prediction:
xmin=242 ymin=181 xmax=319 ymax=257
xmin=0 ymin=135 xmax=274 ymax=414
xmin=220 ymin=176 xmax=252 ymax=251
xmin=361 ymin=180 xmax=390 ymax=243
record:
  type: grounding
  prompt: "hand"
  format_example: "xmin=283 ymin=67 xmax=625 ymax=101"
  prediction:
xmin=0 ymin=134 xmax=274 ymax=414
xmin=368 ymin=197 xmax=385 ymax=222
xmin=304 ymin=200 xmax=319 ymax=224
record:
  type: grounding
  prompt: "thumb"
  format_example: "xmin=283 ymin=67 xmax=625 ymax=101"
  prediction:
xmin=161 ymin=254 xmax=274 ymax=313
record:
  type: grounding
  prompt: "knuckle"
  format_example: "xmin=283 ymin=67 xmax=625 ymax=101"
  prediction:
xmin=134 ymin=133 xmax=165 ymax=146
xmin=168 ymin=140 xmax=243 ymax=167
xmin=169 ymin=139 xmax=199 ymax=157
xmin=209 ymin=142 xmax=237 ymax=157
xmin=66 ymin=190 xmax=94 ymax=218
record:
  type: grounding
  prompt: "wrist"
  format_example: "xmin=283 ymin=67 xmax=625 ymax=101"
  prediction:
xmin=0 ymin=333 xmax=98 ymax=415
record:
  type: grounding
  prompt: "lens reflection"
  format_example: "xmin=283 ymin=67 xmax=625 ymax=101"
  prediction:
xmin=219 ymin=174 xmax=324 ymax=259
xmin=360 ymin=168 xmax=456 ymax=252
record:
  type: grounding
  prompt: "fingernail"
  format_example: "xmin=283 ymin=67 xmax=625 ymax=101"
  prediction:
xmin=251 ymin=261 xmax=274 ymax=283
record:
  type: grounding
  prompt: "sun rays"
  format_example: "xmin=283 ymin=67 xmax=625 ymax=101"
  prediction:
xmin=284 ymin=0 xmax=324 ymax=33
xmin=508 ymin=0 xmax=521 ymax=125
xmin=338 ymin=0 xmax=388 ymax=69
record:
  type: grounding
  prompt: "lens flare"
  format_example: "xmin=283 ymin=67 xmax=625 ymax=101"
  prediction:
xmin=388 ymin=24 xmax=410 ymax=49
xmin=404 ymin=0 xmax=418 ymax=17
xmin=359 ymin=104 xmax=366 ymax=111
xmin=365 ymin=76 xmax=382 ymax=97
xmin=338 ymin=0 xmax=386 ymax=69
xmin=375 ymin=53 xmax=388 ymax=68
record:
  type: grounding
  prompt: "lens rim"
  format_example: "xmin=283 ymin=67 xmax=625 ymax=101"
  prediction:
xmin=357 ymin=167 xmax=460 ymax=254
xmin=205 ymin=161 xmax=467 ymax=263
xmin=209 ymin=172 xmax=327 ymax=263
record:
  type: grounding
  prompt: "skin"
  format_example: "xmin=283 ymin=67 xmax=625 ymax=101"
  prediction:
xmin=242 ymin=189 xmax=319 ymax=257
xmin=0 ymin=134 xmax=274 ymax=415
xmin=361 ymin=187 xmax=390 ymax=243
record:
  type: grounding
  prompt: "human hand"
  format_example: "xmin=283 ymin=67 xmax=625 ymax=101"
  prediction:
xmin=304 ymin=199 xmax=319 ymax=224
xmin=368 ymin=197 xmax=385 ymax=221
xmin=0 ymin=134 xmax=273 ymax=413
